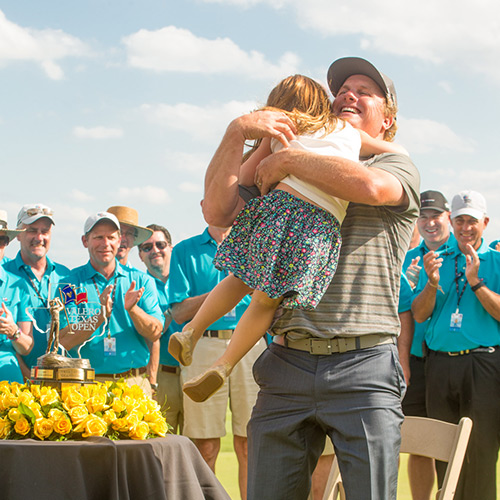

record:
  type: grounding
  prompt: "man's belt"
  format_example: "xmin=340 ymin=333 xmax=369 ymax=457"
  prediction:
xmin=430 ymin=346 xmax=498 ymax=357
xmin=273 ymin=333 xmax=395 ymax=355
xmin=160 ymin=364 xmax=180 ymax=374
xmin=97 ymin=367 xmax=147 ymax=378
xmin=203 ymin=330 xmax=233 ymax=339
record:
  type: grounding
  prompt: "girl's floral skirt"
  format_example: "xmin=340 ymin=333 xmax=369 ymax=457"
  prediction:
xmin=213 ymin=189 xmax=341 ymax=310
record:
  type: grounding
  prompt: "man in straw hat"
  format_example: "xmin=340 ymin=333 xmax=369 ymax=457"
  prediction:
xmin=0 ymin=209 xmax=24 ymax=264
xmin=106 ymin=206 xmax=153 ymax=268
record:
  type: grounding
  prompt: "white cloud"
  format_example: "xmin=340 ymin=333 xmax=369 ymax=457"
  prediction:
xmin=69 ymin=189 xmax=94 ymax=202
xmin=179 ymin=182 xmax=203 ymax=193
xmin=199 ymin=0 xmax=500 ymax=82
xmin=115 ymin=186 xmax=170 ymax=205
xmin=141 ymin=100 xmax=257 ymax=143
xmin=397 ymin=116 xmax=476 ymax=154
xmin=164 ymin=151 xmax=211 ymax=174
xmin=73 ymin=126 xmax=123 ymax=139
xmin=438 ymin=81 xmax=453 ymax=94
xmin=122 ymin=25 xmax=299 ymax=79
xmin=0 ymin=9 xmax=89 ymax=80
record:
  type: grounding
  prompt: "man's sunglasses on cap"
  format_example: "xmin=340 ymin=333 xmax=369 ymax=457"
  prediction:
xmin=26 ymin=207 xmax=53 ymax=217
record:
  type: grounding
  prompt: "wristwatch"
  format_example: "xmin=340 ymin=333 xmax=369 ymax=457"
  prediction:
xmin=150 ymin=383 xmax=159 ymax=391
xmin=8 ymin=328 xmax=21 ymax=341
xmin=471 ymin=281 xmax=486 ymax=292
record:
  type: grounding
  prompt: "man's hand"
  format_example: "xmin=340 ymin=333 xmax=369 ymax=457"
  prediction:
xmin=465 ymin=243 xmax=481 ymax=286
xmin=255 ymin=147 xmax=306 ymax=195
xmin=422 ymin=251 xmax=442 ymax=288
xmin=100 ymin=284 xmax=114 ymax=318
xmin=406 ymin=256 xmax=421 ymax=288
xmin=231 ymin=110 xmax=296 ymax=147
xmin=124 ymin=281 xmax=144 ymax=312
xmin=0 ymin=302 xmax=17 ymax=337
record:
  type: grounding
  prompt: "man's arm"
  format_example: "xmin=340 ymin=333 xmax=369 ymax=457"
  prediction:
xmin=411 ymin=251 xmax=442 ymax=323
xmin=465 ymin=244 xmax=500 ymax=321
xmin=125 ymin=282 xmax=163 ymax=342
xmin=170 ymin=293 xmax=209 ymax=325
xmin=203 ymin=111 xmax=296 ymax=227
xmin=397 ymin=310 xmax=413 ymax=385
xmin=255 ymin=147 xmax=407 ymax=207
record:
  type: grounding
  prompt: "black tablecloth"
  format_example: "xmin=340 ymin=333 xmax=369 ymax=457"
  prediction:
xmin=0 ymin=435 xmax=231 ymax=500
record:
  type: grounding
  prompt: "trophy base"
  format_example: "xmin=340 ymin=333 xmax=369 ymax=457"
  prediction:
xmin=30 ymin=354 xmax=95 ymax=390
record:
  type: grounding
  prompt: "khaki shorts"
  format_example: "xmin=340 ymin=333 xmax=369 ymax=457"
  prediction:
xmin=181 ymin=336 xmax=266 ymax=439
xmin=157 ymin=369 xmax=184 ymax=434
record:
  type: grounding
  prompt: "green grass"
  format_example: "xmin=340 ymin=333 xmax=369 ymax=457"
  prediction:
xmin=214 ymin=408 xmax=499 ymax=499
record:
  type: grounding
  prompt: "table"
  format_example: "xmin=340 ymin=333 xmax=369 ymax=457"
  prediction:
xmin=0 ymin=434 xmax=231 ymax=500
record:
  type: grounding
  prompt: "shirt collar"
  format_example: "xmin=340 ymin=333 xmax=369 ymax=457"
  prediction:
xmin=14 ymin=251 xmax=55 ymax=274
xmin=448 ymin=238 xmax=488 ymax=260
xmin=83 ymin=259 xmax=126 ymax=281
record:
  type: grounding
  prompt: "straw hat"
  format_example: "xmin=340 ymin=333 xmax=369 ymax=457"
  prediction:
xmin=0 ymin=209 xmax=25 ymax=242
xmin=106 ymin=206 xmax=153 ymax=246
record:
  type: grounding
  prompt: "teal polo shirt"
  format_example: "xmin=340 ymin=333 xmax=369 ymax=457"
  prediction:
xmin=490 ymin=240 xmax=499 ymax=250
xmin=413 ymin=239 xmax=500 ymax=352
xmin=148 ymin=272 xmax=180 ymax=367
xmin=3 ymin=252 xmax=70 ymax=369
xmin=402 ymin=235 xmax=455 ymax=357
xmin=0 ymin=267 xmax=31 ymax=382
xmin=168 ymin=228 xmax=250 ymax=330
xmin=61 ymin=260 xmax=163 ymax=374
xmin=398 ymin=273 xmax=413 ymax=314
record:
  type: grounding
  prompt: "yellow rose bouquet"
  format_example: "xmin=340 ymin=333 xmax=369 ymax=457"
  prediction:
xmin=0 ymin=380 xmax=171 ymax=441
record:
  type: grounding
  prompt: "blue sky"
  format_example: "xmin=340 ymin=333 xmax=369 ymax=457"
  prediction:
xmin=1 ymin=0 xmax=499 ymax=268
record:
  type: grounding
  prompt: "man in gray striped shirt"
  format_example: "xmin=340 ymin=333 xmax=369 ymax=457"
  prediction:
xmin=204 ymin=57 xmax=420 ymax=500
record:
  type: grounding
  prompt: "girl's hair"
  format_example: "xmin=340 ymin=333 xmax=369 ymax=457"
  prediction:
xmin=263 ymin=74 xmax=340 ymax=136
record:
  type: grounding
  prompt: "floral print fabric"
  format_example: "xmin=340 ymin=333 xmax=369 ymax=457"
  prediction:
xmin=213 ymin=189 xmax=341 ymax=310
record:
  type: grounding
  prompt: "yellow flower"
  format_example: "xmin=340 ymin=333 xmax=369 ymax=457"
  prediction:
xmin=111 ymin=398 xmax=126 ymax=413
xmin=111 ymin=417 xmax=129 ymax=433
xmin=126 ymin=411 xmax=142 ymax=430
xmin=17 ymin=390 xmax=35 ymax=406
xmin=7 ymin=408 xmax=23 ymax=422
xmin=30 ymin=384 xmax=41 ymax=399
xmin=28 ymin=402 xmax=43 ymax=419
xmin=68 ymin=405 xmax=89 ymax=425
xmin=48 ymin=409 xmax=65 ymax=421
xmin=148 ymin=418 xmax=169 ymax=437
xmin=103 ymin=410 xmax=117 ymax=425
xmin=14 ymin=417 xmax=31 ymax=436
xmin=62 ymin=388 xmax=85 ymax=409
xmin=86 ymin=393 xmax=108 ymax=414
xmin=34 ymin=418 xmax=54 ymax=440
xmin=129 ymin=421 xmax=149 ymax=440
xmin=39 ymin=387 xmax=59 ymax=406
xmin=81 ymin=415 xmax=108 ymax=438
xmin=0 ymin=416 xmax=12 ymax=438
xmin=54 ymin=418 xmax=72 ymax=436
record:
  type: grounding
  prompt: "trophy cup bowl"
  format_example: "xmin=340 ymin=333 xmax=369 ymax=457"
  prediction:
xmin=30 ymin=296 xmax=96 ymax=390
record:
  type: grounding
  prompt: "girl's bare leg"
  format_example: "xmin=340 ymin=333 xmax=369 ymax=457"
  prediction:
xmin=183 ymin=290 xmax=282 ymax=402
xmin=168 ymin=274 xmax=252 ymax=365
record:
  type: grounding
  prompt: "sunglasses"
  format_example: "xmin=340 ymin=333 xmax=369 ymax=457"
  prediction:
xmin=140 ymin=241 xmax=169 ymax=253
xmin=26 ymin=207 xmax=53 ymax=217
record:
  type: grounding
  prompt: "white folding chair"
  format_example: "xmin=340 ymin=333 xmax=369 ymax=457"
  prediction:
xmin=321 ymin=416 xmax=473 ymax=500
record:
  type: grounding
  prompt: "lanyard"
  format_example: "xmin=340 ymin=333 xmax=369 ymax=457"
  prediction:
xmin=22 ymin=267 xmax=49 ymax=307
xmin=454 ymin=256 xmax=467 ymax=309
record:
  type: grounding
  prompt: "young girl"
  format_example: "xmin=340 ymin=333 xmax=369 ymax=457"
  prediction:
xmin=169 ymin=74 xmax=407 ymax=402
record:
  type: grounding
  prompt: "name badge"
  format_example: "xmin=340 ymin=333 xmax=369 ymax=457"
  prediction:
xmin=450 ymin=311 xmax=463 ymax=332
xmin=104 ymin=336 xmax=116 ymax=356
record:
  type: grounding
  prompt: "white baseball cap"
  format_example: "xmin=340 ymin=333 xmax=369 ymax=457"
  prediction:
xmin=84 ymin=212 xmax=120 ymax=235
xmin=17 ymin=203 xmax=55 ymax=228
xmin=451 ymin=191 xmax=487 ymax=220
